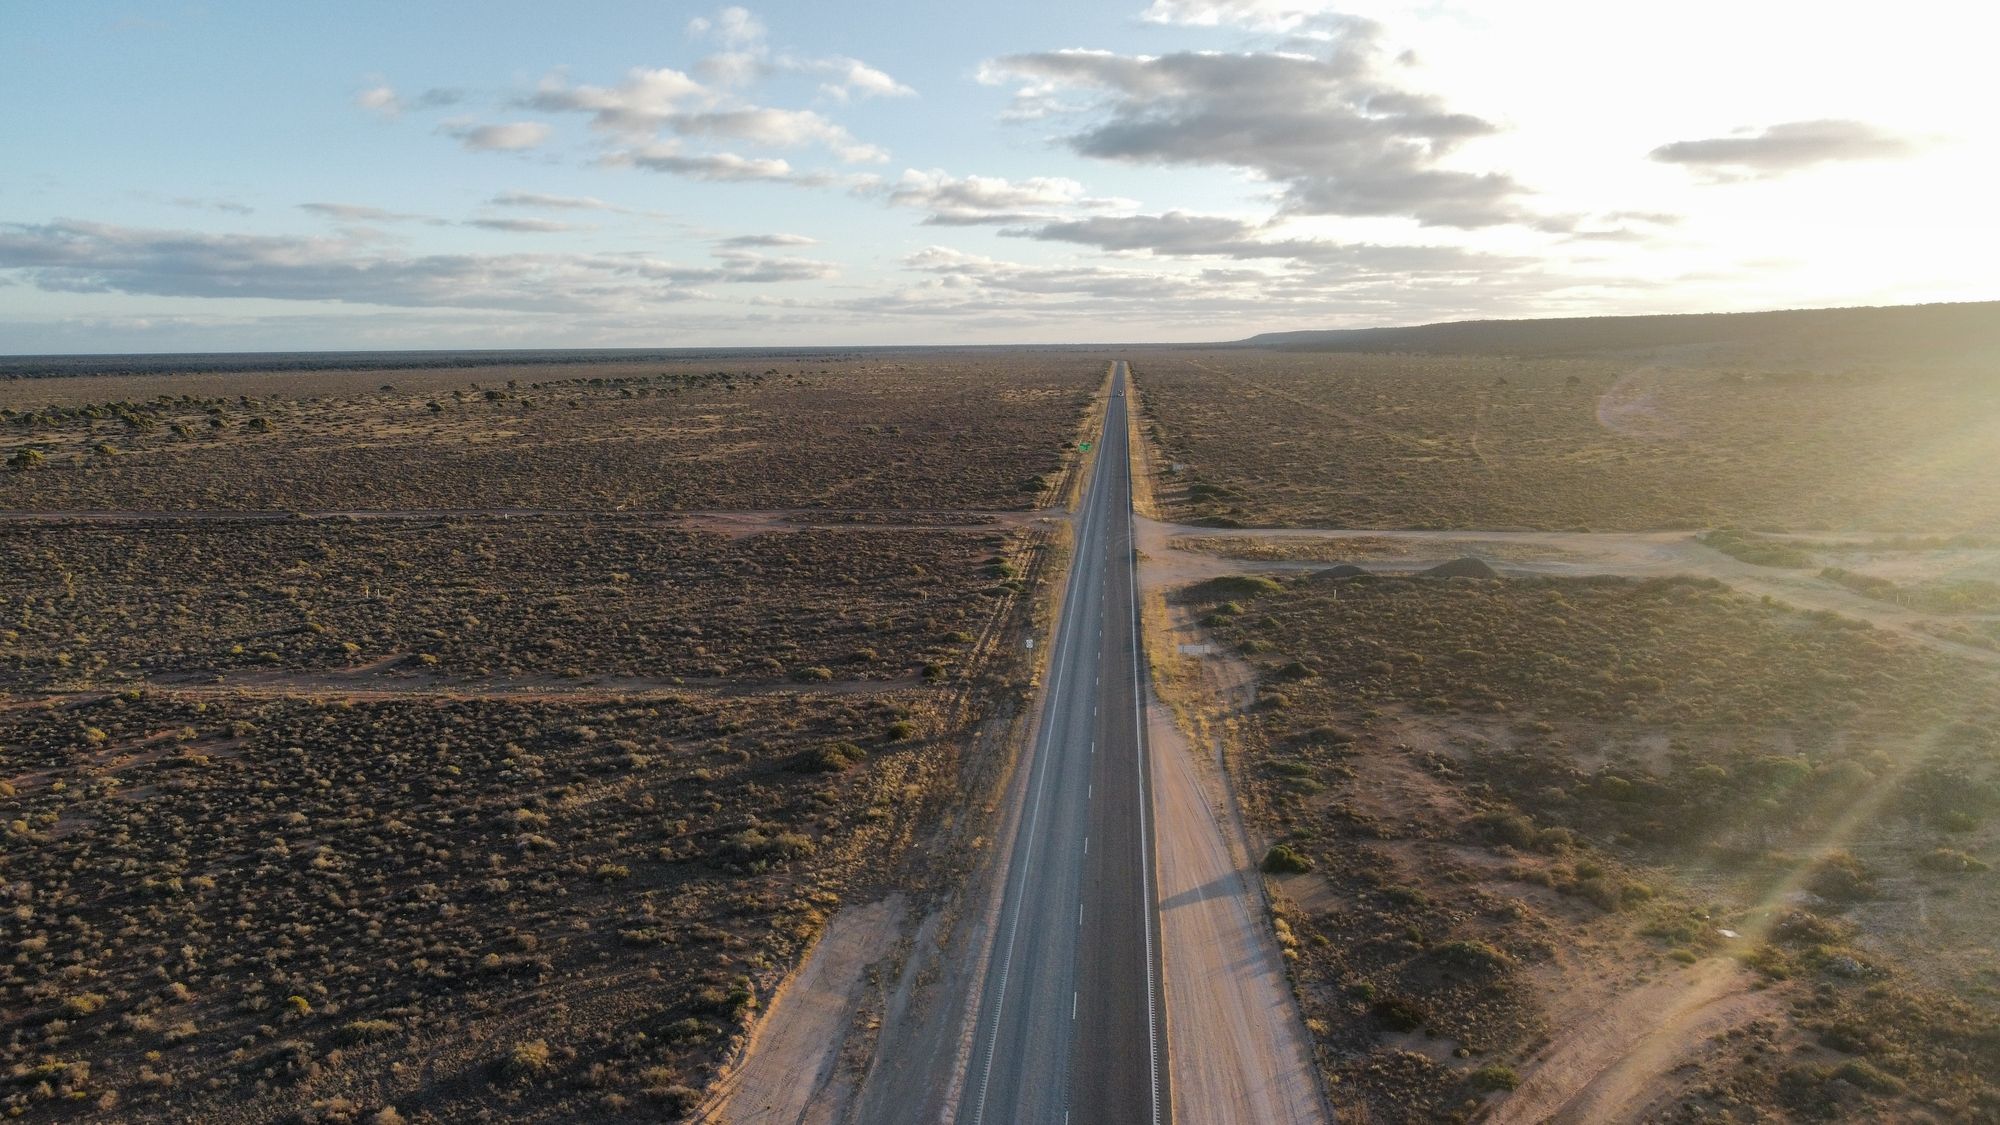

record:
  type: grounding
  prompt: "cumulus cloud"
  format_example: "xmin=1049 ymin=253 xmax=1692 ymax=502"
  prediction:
xmin=880 ymin=170 xmax=1131 ymax=225
xmin=803 ymin=57 xmax=916 ymax=101
xmin=0 ymin=220 xmax=832 ymax=314
xmin=682 ymin=6 xmax=913 ymax=99
xmin=524 ymin=67 xmax=707 ymax=134
xmin=1649 ymin=119 xmax=1919 ymax=180
xmin=528 ymin=73 xmax=884 ymax=161
xmin=982 ymin=23 xmax=1541 ymax=228
xmin=670 ymin=107 xmax=886 ymax=162
xmin=687 ymin=6 xmax=767 ymax=47
xmin=442 ymin=120 xmax=554 ymax=152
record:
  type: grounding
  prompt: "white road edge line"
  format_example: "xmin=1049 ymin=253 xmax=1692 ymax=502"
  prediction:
xmin=1121 ymin=361 xmax=1166 ymax=1125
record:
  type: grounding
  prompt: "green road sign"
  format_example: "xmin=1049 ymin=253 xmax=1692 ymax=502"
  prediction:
xmin=1079 ymin=441 xmax=1092 ymax=451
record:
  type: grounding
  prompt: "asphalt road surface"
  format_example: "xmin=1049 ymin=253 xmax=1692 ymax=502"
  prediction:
xmin=966 ymin=361 xmax=1169 ymax=1125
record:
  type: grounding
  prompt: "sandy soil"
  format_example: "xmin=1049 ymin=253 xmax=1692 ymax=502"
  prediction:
xmin=1149 ymin=697 xmax=1326 ymax=1124
xmin=699 ymin=895 xmax=908 ymax=1125
xmin=1489 ymin=959 xmax=1776 ymax=1125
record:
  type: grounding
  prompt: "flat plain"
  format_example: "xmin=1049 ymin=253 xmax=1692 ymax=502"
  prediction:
xmin=1131 ymin=347 xmax=2000 ymax=532
xmin=9 ymin=310 xmax=2000 ymax=1124
xmin=0 ymin=352 xmax=1103 ymax=1122
xmin=1180 ymin=572 xmax=2000 ymax=1121
xmin=1131 ymin=312 xmax=2000 ymax=1124
xmin=0 ymin=353 xmax=1096 ymax=511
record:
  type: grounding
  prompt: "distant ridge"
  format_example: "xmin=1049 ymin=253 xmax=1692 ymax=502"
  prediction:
xmin=1235 ymin=301 xmax=2000 ymax=364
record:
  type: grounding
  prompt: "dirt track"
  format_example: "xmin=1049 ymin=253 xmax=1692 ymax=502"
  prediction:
xmin=1490 ymin=960 xmax=1775 ymax=1125
xmin=700 ymin=896 xmax=907 ymax=1125
xmin=1138 ymin=519 xmax=2000 ymax=664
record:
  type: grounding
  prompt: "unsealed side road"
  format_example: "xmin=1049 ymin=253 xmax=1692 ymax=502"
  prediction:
xmin=964 ymin=361 xmax=1168 ymax=1125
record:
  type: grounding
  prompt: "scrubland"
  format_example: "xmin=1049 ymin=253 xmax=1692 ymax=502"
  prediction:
xmin=1 ymin=690 xmax=961 ymax=1120
xmin=1131 ymin=325 xmax=2000 ymax=1121
xmin=1132 ymin=350 xmax=2000 ymax=533
xmin=1 ymin=520 xmax=1013 ymax=691
xmin=1185 ymin=571 xmax=2000 ymax=1121
xmin=1 ymin=353 xmax=1098 ymax=1121
xmin=1 ymin=354 xmax=1097 ymax=511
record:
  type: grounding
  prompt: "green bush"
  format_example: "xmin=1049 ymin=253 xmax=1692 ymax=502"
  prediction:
xmin=797 ymin=741 xmax=866 ymax=773
xmin=1370 ymin=996 xmax=1425 ymax=1032
xmin=1430 ymin=940 xmax=1512 ymax=975
xmin=1701 ymin=530 xmax=1812 ymax=568
xmin=1806 ymin=851 xmax=1878 ymax=902
xmin=1260 ymin=844 xmax=1313 ymax=874
xmin=1916 ymin=847 xmax=1989 ymax=874
xmin=1469 ymin=1063 xmax=1520 ymax=1092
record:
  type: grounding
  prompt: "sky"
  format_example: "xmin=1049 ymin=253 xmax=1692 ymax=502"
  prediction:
xmin=2 ymin=0 xmax=1995 ymax=352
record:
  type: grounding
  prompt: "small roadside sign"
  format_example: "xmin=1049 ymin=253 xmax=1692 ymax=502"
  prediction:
xmin=1079 ymin=441 xmax=1092 ymax=451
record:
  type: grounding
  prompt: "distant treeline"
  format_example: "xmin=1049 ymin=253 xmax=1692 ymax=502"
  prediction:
xmin=1234 ymin=301 xmax=2000 ymax=364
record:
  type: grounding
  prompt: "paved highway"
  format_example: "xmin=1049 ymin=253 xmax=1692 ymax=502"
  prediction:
xmin=965 ymin=361 xmax=1167 ymax=1125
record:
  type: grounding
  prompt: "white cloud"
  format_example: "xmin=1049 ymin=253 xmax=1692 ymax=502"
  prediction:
xmin=687 ymin=6 xmax=767 ymax=47
xmin=525 ymin=67 xmax=707 ymax=134
xmin=527 ymin=75 xmax=887 ymax=162
xmin=1650 ymin=120 xmax=1920 ymax=181
xmin=1139 ymin=0 xmax=1338 ymax=31
xmin=881 ymin=170 xmax=1132 ymax=224
xmin=808 ymin=57 xmax=916 ymax=101
xmin=356 ymin=81 xmax=463 ymax=118
xmin=607 ymin=144 xmax=826 ymax=184
xmin=667 ymin=107 xmax=885 ymax=163
xmin=443 ymin=121 xmax=554 ymax=152
xmin=983 ymin=25 xmax=1546 ymax=228
xmin=357 ymin=83 xmax=401 ymax=116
